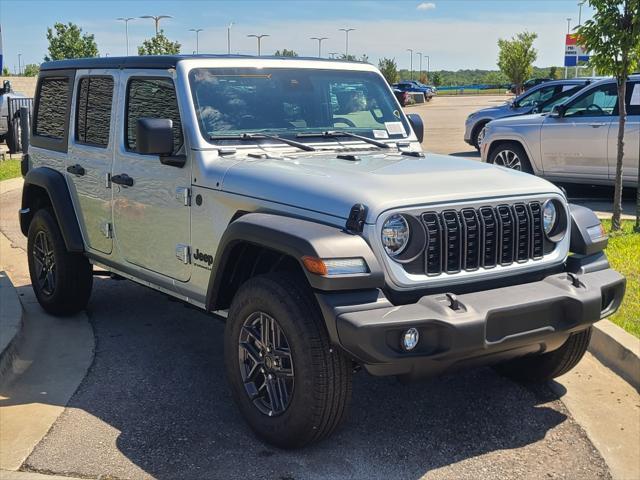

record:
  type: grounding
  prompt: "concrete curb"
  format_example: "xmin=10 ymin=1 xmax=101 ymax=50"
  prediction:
xmin=589 ymin=320 xmax=640 ymax=391
xmin=0 ymin=270 xmax=23 ymax=380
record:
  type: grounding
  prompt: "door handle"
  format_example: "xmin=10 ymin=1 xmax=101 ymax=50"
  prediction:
xmin=589 ymin=123 xmax=605 ymax=128
xmin=66 ymin=164 xmax=85 ymax=176
xmin=111 ymin=173 xmax=134 ymax=187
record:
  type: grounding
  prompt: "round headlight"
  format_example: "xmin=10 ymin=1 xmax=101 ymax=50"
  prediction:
xmin=381 ymin=214 xmax=410 ymax=257
xmin=543 ymin=201 xmax=558 ymax=235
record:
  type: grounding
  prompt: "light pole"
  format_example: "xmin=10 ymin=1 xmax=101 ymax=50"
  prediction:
xmin=227 ymin=22 xmax=234 ymax=55
xmin=406 ymin=48 xmax=413 ymax=80
xmin=140 ymin=15 xmax=172 ymax=35
xmin=339 ymin=28 xmax=355 ymax=57
xmin=247 ymin=34 xmax=269 ymax=56
xmin=17 ymin=53 xmax=22 ymax=75
xmin=417 ymin=52 xmax=423 ymax=80
xmin=189 ymin=28 xmax=203 ymax=54
xmin=425 ymin=55 xmax=430 ymax=79
xmin=310 ymin=37 xmax=328 ymax=58
xmin=578 ymin=0 xmax=586 ymax=26
xmin=566 ymin=17 xmax=572 ymax=33
xmin=116 ymin=17 xmax=135 ymax=56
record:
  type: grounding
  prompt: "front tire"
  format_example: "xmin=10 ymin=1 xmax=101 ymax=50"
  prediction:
xmin=27 ymin=209 xmax=93 ymax=315
xmin=494 ymin=327 xmax=592 ymax=382
xmin=489 ymin=141 xmax=533 ymax=173
xmin=224 ymin=273 xmax=352 ymax=449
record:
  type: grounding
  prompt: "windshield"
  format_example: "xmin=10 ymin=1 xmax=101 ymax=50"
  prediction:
xmin=189 ymin=68 xmax=410 ymax=143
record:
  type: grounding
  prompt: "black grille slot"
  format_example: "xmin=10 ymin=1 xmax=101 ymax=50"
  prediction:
xmin=513 ymin=203 xmax=531 ymax=262
xmin=529 ymin=202 xmax=544 ymax=259
xmin=422 ymin=212 xmax=443 ymax=275
xmin=461 ymin=208 xmax=481 ymax=270
xmin=442 ymin=210 xmax=462 ymax=273
xmin=417 ymin=202 xmax=546 ymax=276
xmin=496 ymin=205 xmax=515 ymax=265
xmin=479 ymin=207 xmax=498 ymax=268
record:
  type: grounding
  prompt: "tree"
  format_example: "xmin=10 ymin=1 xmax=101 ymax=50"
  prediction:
xmin=339 ymin=54 xmax=358 ymax=61
xmin=23 ymin=64 xmax=40 ymax=77
xmin=138 ymin=30 xmax=181 ymax=55
xmin=2 ymin=67 xmax=10 ymax=76
xmin=483 ymin=70 xmax=508 ymax=86
xmin=378 ymin=57 xmax=399 ymax=84
xmin=497 ymin=31 xmax=538 ymax=94
xmin=45 ymin=22 xmax=98 ymax=61
xmin=430 ymin=71 xmax=442 ymax=86
xmin=578 ymin=0 xmax=640 ymax=231
xmin=274 ymin=49 xmax=298 ymax=57
xmin=360 ymin=54 xmax=370 ymax=63
xmin=419 ymin=72 xmax=428 ymax=84
xmin=548 ymin=66 xmax=560 ymax=79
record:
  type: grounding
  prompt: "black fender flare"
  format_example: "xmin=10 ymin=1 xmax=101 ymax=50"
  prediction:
xmin=20 ymin=167 xmax=84 ymax=252
xmin=568 ymin=203 xmax=608 ymax=256
xmin=205 ymin=213 xmax=385 ymax=310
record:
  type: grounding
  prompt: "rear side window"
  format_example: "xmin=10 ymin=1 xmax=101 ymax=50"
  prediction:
xmin=75 ymin=77 xmax=114 ymax=147
xmin=126 ymin=78 xmax=183 ymax=154
xmin=626 ymin=82 xmax=640 ymax=116
xmin=34 ymin=77 xmax=69 ymax=139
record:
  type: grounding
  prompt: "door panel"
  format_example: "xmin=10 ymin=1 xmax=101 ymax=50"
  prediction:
xmin=112 ymin=73 xmax=191 ymax=282
xmin=540 ymin=83 xmax=617 ymax=180
xmin=66 ymin=72 xmax=116 ymax=254
xmin=609 ymin=82 xmax=640 ymax=185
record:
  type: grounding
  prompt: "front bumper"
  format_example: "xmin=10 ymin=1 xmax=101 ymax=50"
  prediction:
xmin=317 ymin=266 xmax=625 ymax=379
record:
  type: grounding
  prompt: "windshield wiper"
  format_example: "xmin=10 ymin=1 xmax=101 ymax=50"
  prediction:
xmin=296 ymin=131 xmax=391 ymax=149
xmin=209 ymin=133 xmax=316 ymax=152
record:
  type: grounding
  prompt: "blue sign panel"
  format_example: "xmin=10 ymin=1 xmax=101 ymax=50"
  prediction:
xmin=564 ymin=55 xmax=577 ymax=67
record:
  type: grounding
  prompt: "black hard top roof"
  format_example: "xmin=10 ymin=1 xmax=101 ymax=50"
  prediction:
xmin=40 ymin=54 xmax=357 ymax=71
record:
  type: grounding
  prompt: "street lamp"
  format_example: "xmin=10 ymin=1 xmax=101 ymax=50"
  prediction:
xmin=566 ymin=17 xmax=572 ymax=33
xmin=17 ymin=53 xmax=22 ymax=75
xmin=406 ymin=48 xmax=413 ymax=80
xmin=247 ymin=34 xmax=269 ymax=56
xmin=227 ymin=22 xmax=234 ymax=55
xmin=140 ymin=15 xmax=172 ymax=35
xmin=339 ymin=28 xmax=355 ymax=57
xmin=578 ymin=0 xmax=586 ymax=26
xmin=417 ymin=52 xmax=423 ymax=79
xmin=189 ymin=28 xmax=203 ymax=54
xmin=116 ymin=17 xmax=135 ymax=56
xmin=425 ymin=54 xmax=430 ymax=79
xmin=310 ymin=37 xmax=328 ymax=58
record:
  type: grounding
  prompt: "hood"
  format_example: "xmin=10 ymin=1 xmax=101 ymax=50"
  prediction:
xmin=219 ymin=152 xmax=561 ymax=223
xmin=488 ymin=112 xmax=547 ymax=128
xmin=469 ymin=102 xmax=514 ymax=118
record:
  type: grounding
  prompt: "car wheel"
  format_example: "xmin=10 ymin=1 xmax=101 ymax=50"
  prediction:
xmin=471 ymin=122 xmax=489 ymax=151
xmin=224 ymin=273 xmax=352 ymax=449
xmin=6 ymin=116 xmax=21 ymax=154
xmin=493 ymin=327 xmax=592 ymax=382
xmin=489 ymin=142 xmax=533 ymax=173
xmin=27 ymin=209 xmax=93 ymax=315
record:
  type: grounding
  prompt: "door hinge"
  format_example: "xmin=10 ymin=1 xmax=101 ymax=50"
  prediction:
xmin=176 ymin=187 xmax=191 ymax=206
xmin=176 ymin=244 xmax=191 ymax=264
xmin=101 ymin=222 xmax=113 ymax=239
xmin=105 ymin=172 xmax=112 ymax=189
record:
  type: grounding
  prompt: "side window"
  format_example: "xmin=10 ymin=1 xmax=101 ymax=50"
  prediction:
xmin=75 ymin=77 xmax=114 ymax=147
xmin=518 ymin=85 xmax=557 ymax=108
xmin=626 ymin=82 xmax=640 ymax=116
xmin=539 ymin=86 xmax=583 ymax=113
xmin=126 ymin=78 xmax=183 ymax=154
xmin=33 ymin=77 xmax=69 ymax=139
xmin=564 ymin=84 xmax=618 ymax=117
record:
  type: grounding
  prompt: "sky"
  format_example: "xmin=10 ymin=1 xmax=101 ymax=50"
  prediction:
xmin=0 ymin=0 xmax=592 ymax=73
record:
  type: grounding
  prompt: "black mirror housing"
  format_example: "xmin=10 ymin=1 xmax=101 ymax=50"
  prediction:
xmin=406 ymin=113 xmax=424 ymax=143
xmin=136 ymin=118 xmax=174 ymax=155
xmin=550 ymin=104 xmax=567 ymax=118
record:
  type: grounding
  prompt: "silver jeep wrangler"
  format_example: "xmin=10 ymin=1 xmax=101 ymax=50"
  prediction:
xmin=20 ymin=55 xmax=625 ymax=449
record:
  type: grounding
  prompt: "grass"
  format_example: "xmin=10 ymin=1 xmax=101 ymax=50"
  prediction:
xmin=601 ymin=219 xmax=640 ymax=338
xmin=0 ymin=158 xmax=21 ymax=181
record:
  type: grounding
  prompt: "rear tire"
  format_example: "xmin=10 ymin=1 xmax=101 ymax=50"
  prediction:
xmin=488 ymin=141 xmax=533 ymax=174
xmin=224 ymin=273 xmax=352 ymax=449
xmin=494 ymin=327 xmax=592 ymax=382
xmin=27 ymin=209 xmax=93 ymax=315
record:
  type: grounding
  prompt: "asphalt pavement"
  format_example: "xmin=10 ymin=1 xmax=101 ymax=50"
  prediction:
xmin=1 ymin=180 xmax=613 ymax=479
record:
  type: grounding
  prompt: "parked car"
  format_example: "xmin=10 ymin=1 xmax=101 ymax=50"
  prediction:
xmin=0 ymin=80 xmax=27 ymax=152
xmin=394 ymin=80 xmax=434 ymax=101
xmin=393 ymin=87 xmax=409 ymax=107
xmin=20 ymin=55 xmax=625 ymax=449
xmin=465 ymin=78 xmax=596 ymax=150
xmin=482 ymin=75 xmax=639 ymax=187
xmin=510 ymin=78 xmax=552 ymax=94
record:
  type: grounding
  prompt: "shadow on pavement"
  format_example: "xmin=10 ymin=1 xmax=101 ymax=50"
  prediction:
xmin=16 ymin=277 xmax=574 ymax=480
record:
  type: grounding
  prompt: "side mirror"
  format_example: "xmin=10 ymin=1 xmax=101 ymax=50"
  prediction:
xmin=549 ymin=104 xmax=567 ymax=118
xmin=136 ymin=118 xmax=174 ymax=155
xmin=406 ymin=113 xmax=424 ymax=143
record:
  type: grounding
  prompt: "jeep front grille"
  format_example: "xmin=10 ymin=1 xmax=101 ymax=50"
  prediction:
xmin=420 ymin=202 xmax=544 ymax=276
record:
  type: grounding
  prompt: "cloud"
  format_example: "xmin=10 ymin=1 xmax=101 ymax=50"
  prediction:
xmin=417 ymin=2 xmax=436 ymax=10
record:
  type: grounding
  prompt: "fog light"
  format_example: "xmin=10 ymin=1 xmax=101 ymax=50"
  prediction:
xmin=401 ymin=328 xmax=419 ymax=351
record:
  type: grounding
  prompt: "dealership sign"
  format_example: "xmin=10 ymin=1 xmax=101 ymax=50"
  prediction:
xmin=565 ymin=34 xmax=590 ymax=67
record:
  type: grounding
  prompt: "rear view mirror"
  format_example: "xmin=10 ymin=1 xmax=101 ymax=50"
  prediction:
xmin=136 ymin=118 xmax=174 ymax=155
xmin=406 ymin=113 xmax=424 ymax=143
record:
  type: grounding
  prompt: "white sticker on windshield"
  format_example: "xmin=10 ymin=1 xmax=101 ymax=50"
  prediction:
xmin=631 ymin=83 xmax=640 ymax=106
xmin=385 ymin=121 xmax=406 ymax=136
xmin=373 ymin=129 xmax=389 ymax=139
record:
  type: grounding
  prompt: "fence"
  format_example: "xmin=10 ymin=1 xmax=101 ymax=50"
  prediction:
xmin=5 ymin=97 xmax=33 ymax=154
xmin=436 ymin=84 xmax=511 ymax=96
